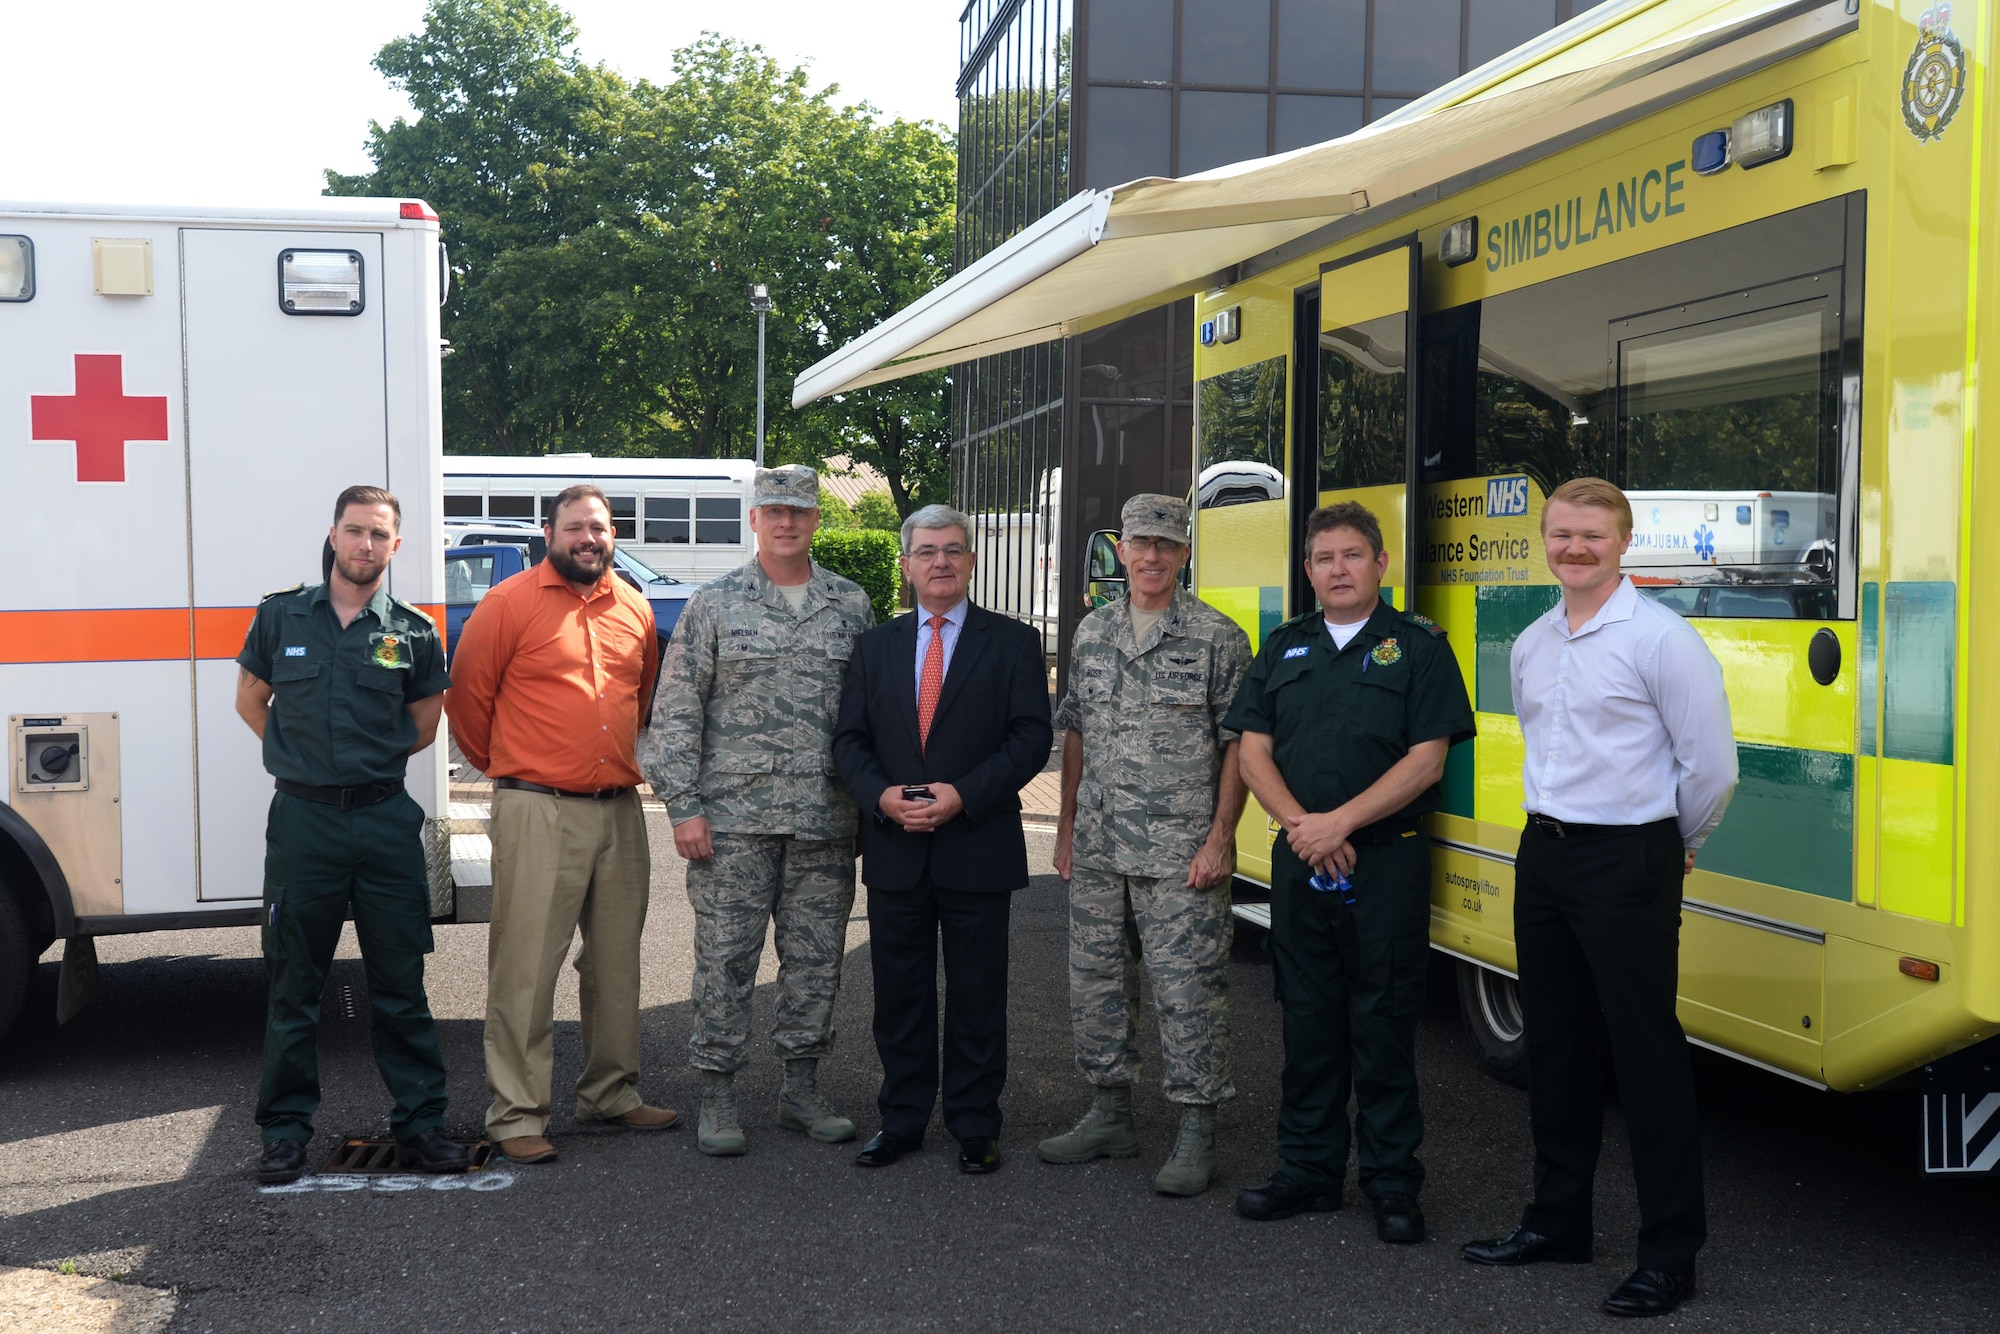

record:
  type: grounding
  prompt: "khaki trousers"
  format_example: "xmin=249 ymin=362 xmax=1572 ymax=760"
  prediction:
xmin=484 ymin=786 xmax=649 ymax=1139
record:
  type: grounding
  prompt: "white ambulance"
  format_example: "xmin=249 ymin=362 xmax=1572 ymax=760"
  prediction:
xmin=0 ymin=198 xmax=463 ymax=1042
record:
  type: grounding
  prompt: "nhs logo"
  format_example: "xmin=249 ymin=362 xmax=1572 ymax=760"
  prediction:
xmin=1486 ymin=475 xmax=1530 ymax=517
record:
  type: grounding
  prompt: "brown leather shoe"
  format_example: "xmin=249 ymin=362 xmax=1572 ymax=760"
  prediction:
xmin=588 ymin=1104 xmax=679 ymax=1131
xmin=496 ymin=1135 xmax=559 ymax=1163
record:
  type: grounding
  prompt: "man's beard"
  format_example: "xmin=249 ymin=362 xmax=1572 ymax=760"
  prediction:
xmin=332 ymin=553 xmax=382 ymax=587
xmin=548 ymin=542 xmax=609 ymax=585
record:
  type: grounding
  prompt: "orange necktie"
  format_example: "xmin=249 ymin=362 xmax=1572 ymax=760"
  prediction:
xmin=917 ymin=613 xmax=947 ymax=750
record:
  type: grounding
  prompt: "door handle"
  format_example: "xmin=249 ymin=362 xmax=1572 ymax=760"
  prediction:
xmin=1808 ymin=627 xmax=1840 ymax=686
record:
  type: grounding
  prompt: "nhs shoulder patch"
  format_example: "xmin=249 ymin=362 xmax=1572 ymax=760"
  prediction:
xmin=1283 ymin=646 xmax=1310 ymax=660
xmin=283 ymin=646 xmax=307 ymax=657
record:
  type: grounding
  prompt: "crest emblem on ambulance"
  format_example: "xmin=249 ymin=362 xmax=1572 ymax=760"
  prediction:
xmin=1902 ymin=5 xmax=1966 ymax=143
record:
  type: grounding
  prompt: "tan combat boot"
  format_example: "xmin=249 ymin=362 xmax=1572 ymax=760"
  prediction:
xmin=777 ymin=1058 xmax=857 ymax=1143
xmin=697 ymin=1070 xmax=747 ymax=1156
xmin=1036 ymin=1085 xmax=1140 ymax=1164
xmin=1153 ymin=1104 xmax=1217 ymax=1196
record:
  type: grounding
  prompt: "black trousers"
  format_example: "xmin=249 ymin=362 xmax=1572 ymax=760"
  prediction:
xmin=258 ymin=791 xmax=447 ymax=1145
xmin=1514 ymin=817 xmax=1705 ymax=1275
xmin=1268 ymin=831 xmax=1431 ymax=1199
xmin=867 ymin=875 xmax=1011 ymax=1141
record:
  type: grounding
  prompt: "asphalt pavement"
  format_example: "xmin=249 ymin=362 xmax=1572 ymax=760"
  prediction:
xmin=2 ymin=820 xmax=1996 ymax=1332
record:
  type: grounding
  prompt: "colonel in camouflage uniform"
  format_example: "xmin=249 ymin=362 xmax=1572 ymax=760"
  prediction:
xmin=639 ymin=465 xmax=875 ymax=1156
xmin=1042 ymin=493 xmax=1252 ymax=1197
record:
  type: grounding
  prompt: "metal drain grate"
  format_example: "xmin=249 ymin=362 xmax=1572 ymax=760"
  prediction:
xmin=318 ymin=1138 xmax=495 ymax=1175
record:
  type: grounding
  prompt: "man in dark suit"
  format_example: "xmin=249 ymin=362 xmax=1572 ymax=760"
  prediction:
xmin=833 ymin=503 xmax=1053 ymax=1174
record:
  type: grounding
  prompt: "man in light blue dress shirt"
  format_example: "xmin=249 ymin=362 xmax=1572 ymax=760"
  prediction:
xmin=1462 ymin=478 xmax=1736 ymax=1320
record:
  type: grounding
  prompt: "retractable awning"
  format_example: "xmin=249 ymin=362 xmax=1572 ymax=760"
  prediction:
xmin=793 ymin=0 xmax=1857 ymax=408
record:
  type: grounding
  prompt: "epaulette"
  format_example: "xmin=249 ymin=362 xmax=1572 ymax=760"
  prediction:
xmin=1280 ymin=608 xmax=1320 ymax=631
xmin=260 ymin=582 xmax=305 ymax=602
xmin=390 ymin=595 xmax=433 ymax=621
xmin=1400 ymin=609 xmax=1448 ymax=638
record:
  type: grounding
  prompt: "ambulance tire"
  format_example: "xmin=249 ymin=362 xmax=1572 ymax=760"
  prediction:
xmin=0 ymin=886 xmax=33 ymax=1043
xmin=1457 ymin=960 xmax=1529 ymax=1088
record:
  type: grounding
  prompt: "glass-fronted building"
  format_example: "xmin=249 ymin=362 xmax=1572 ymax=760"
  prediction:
xmin=953 ymin=1 xmax=1598 ymax=669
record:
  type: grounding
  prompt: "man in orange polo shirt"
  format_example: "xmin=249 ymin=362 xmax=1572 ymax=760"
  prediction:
xmin=447 ymin=484 xmax=674 ymax=1163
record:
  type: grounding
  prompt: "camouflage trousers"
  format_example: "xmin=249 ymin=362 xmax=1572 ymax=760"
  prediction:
xmin=1068 ymin=865 xmax=1236 ymax=1104
xmin=686 ymin=831 xmax=856 ymax=1074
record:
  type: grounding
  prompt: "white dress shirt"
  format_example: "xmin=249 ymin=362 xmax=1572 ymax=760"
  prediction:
xmin=1510 ymin=576 xmax=1737 ymax=848
xmin=913 ymin=598 xmax=970 ymax=698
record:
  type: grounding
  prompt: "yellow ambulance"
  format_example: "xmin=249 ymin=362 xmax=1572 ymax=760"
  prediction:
xmin=797 ymin=0 xmax=2000 ymax=1170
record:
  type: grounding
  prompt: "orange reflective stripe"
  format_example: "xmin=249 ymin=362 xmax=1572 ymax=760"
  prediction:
xmin=0 ymin=603 xmax=443 ymax=664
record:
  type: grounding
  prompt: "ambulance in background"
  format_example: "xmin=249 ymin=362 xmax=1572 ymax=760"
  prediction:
xmin=0 ymin=198 xmax=468 ymax=1043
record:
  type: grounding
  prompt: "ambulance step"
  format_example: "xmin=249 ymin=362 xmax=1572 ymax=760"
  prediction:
xmin=448 ymin=801 xmax=490 ymax=835
xmin=1231 ymin=903 xmax=1271 ymax=931
xmin=450 ymin=833 xmax=492 ymax=888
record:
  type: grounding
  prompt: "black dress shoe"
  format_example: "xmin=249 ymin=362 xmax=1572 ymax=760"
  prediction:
xmin=855 ymin=1130 xmax=921 ymax=1167
xmin=1603 ymin=1268 xmax=1694 ymax=1317
xmin=1235 ymin=1171 xmax=1341 ymax=1221
xmin=1372 ymin=1191 xmax=1425 ymax=1244
xmin=395 ymin=1127 xmax=470 ymax=1173
xmin=257 ymin=1138 xmax=306 ymax=1184
xmin=958 ymin=1137 xmax=1001 ymax=1174
xmin=1461 ymin=1226 xmax=1592 ymax=1266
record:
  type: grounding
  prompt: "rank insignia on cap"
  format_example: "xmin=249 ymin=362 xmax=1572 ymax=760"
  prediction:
xmin=1370 ymin=638 xmax=1402 ymax=666
xmin=369 ymin=632 xmax=409 ymax=669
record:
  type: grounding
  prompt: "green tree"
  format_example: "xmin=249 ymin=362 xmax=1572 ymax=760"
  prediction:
xmin=817 ymin=487 xmax=857 ymax=529
xmin=326 ymin=0 xmax=634 ymax=456
xmin=852 ymin=490 xmax=901 ymax=532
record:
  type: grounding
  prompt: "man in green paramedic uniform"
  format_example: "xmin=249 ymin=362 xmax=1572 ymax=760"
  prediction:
xmin=234 ymin=485 xmax=467 ymax=1185
xmin=1225 ymin=501 xmax=1474 ymax=1244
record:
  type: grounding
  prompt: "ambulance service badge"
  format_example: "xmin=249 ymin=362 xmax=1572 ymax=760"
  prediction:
xmin=1370 ymin=638 xmax=1402 ymax=667
xmin=370 ymin=632 xmax=408 ymax=669
xmin=1902 ymin=5 xmax=1966 ymax=143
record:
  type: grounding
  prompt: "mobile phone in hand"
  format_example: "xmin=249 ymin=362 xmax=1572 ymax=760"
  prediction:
xmin=902 ymin=785 xmax=935 ymax=802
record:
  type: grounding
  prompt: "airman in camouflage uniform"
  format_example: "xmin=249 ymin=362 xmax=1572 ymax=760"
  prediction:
xmin=1042 ymin=494 xmax=1252 ymax=1197
xmin=639 ymin=465 xmax=875 ymax=1156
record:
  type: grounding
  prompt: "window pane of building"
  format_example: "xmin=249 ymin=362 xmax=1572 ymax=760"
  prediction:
xmin=1469 ymin=0 xmax=1556 ymax=67
xmin=1369 ymin=96 xmax=1412 ymax=122
xmin=1181 ymin=0 xmax=1270 ymax=86
xmin=1275 ymin=94 xmax=1364 ymax=152
xmin=1372 ymin=0 xmax=1461 ymax=92
xmin=1086 ymin=86 xmax=1172 ymax=185
xmin=1276 ymin=0 xmax=1365 ymax=90
xmin=1087 ymin=0 xmax=1174 ymax=82
xmin=1178 ymin=90 xmax=1269 ymax=175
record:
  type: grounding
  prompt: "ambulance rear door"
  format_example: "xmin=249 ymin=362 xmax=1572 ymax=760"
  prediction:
xmin=181 ymin=227 xmax=388 ymax=901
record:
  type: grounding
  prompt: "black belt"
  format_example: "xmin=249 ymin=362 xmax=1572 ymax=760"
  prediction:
xmin=1526 ymin=813 xmax=1668 ymax=840
xmin=1350 ymin=822 xmax=1421 ymax=846
xmin=276 ymin=777 xmax=403 ymax=811
xmin=494 ymin=776 xmax=632 ymax=801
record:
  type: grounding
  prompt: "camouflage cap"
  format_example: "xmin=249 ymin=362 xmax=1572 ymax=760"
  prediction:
xmin=1120 ymin=493 xmax=1190 ymax=544
xmin=751 ymin=464 xmax=820 ymax=509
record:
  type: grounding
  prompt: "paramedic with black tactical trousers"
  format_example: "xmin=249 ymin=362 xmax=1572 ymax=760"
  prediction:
xmin=1462 ymin=478 xmax=1736 ymax=1319
xmin=234 ymin=485 xmax=466 ymax=1185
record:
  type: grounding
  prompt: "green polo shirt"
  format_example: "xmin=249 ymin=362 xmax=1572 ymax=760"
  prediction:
xmin=237 ymin=583 xmax=448 ymax=787
xmin=1223 ymin=599 xmax=1473 ymax=829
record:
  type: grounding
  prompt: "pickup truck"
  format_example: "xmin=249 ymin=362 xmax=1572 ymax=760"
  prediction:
xmin=442 ymin=538 xmax=692 ymax=664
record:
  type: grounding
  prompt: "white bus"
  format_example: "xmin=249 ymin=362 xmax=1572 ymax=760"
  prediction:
xmin=442 ymin=454 xmax=755 ymax=583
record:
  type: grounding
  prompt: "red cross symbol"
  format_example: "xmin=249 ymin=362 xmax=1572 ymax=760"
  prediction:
xmin=30 ymin=354 xmax=170 ymax=483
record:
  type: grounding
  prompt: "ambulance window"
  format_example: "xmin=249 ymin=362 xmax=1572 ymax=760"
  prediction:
xmin=1425 ymin=193 xmax=1861 ymax=620
xmin=488 ymin=494 xmax=535 ymax=519
xmin=1320 ymin=312 xmax=1406 ymax=490
xmin=0 ymin=236 xmax=32 ymax=302
xmin=608 ymin=495 xmax=636 ymax=541
xmin=1195 ymin=356 xmax=1287 ymax=509
xmin=444 ymin=493 xmax=483 ymax=518
xmin=646 ymin=496 xmax=691 ymax=544
xmin=696 ymin=496 xmax=742 ymax=545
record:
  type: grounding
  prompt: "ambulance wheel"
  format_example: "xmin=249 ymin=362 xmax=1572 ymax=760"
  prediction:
xmin=0 ymin=886 xmax=33 ymax=1043
xmin=1457 ymin=960 xmax=1529 ymax=1088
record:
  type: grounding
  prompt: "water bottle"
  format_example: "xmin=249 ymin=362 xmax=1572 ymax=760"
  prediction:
xmin=1308 ymin=867 xmax=1356 ymax=906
